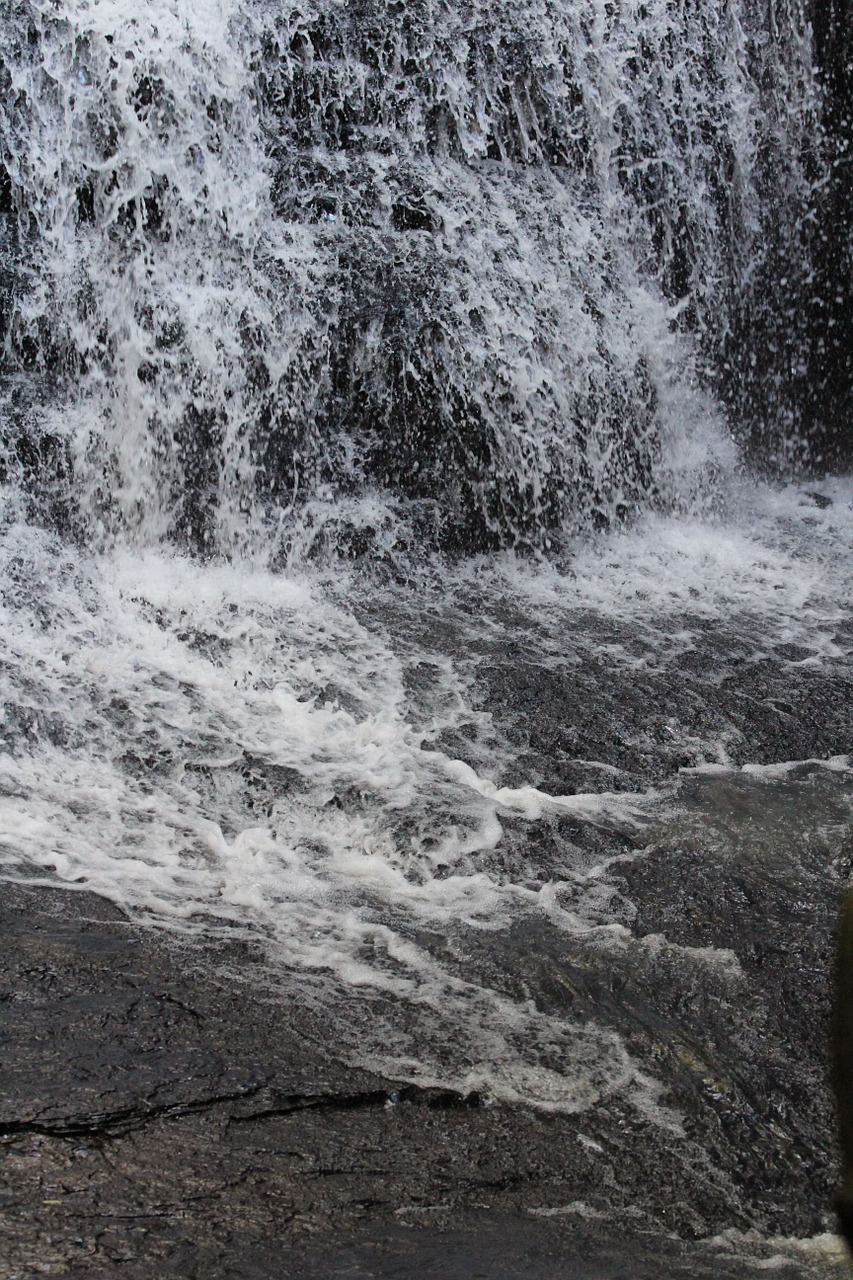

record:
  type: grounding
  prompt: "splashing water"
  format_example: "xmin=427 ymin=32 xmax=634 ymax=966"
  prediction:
xmin=1 ymin=6 xmax=851 ymax=1246
xmin=0 ymin=0 xmax=819 ymax=555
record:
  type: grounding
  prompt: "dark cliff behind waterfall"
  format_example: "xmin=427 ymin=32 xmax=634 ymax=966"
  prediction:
xmin=808 ymin=0 xmax=853 ymax=468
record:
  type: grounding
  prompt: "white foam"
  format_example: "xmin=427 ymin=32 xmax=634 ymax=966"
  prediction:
xmin=638 ymin=933 xmax=744 ymax=976
xmin=4 ymin=474 xmax=853 ymax=1112
xmin=0 ymin=524 xmax=685 ymax=1114
xmin=529 ymin=1201 xmax=605 ymax=1219
xmin=705 ymin=1228 xmax=850 ymax=1272
xmin=441 ymin=756 xmax=658 ymax=828
xmin=5 ymin=461 xmax=853 ymax=1118
xmin=473 ymin=478 xmax=853 ymax=664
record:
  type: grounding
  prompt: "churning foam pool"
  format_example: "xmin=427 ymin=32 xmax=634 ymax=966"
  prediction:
xmin=2 ymin=474 xmax=853 ymax=1111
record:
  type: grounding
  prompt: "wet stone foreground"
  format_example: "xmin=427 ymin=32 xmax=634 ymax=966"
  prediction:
xmin=0 ymin=844 xmax=848 ymax=1280
xmin=4 ymin=573 xmax=853 ymax=1278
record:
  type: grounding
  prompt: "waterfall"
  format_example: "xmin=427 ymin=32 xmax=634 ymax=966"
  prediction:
xmin=2 ymin=0 xmax=852 ymax=1253
xmin=0 ymin=0 xmax=824 ymax=559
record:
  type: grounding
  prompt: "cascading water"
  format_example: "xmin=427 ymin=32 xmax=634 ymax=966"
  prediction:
xmin=5 ymin=0 xmax=817 ymax=555
xmin=2 ymin=0 xmax=853 ymax=1268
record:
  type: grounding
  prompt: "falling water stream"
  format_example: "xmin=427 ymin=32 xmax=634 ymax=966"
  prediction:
xmin=1 ymin=0 xmax=852 ymax=1270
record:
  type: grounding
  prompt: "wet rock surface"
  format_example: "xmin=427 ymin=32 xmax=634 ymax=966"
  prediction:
xmin=3 ymin=531 xmax=853 ymax=1278
xmin=407 ymin=591 xmax=853 ymax=793
xmin=0 ymin=878 xmax=847 ymax=1278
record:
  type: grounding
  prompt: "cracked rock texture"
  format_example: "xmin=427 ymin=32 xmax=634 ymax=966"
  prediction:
xmin=0 ymin=881 xmax=843 ymax=1279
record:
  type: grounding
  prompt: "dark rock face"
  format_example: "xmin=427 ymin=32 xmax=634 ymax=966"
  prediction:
xmin=0 ymin=881 xmax=841 ymax=1278
xmin=697 ymin=0 xmax=850 ymax=477
xmin=763 ymin=0 xmax=853 ymax=473
xmin=808 ymin=0 xmax=853 ymax=470
xmin=834 ymin=888 xmax=853 ymax=1247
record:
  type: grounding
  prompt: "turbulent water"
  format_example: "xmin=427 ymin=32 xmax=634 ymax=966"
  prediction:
xmin=1 ymin=0 xmax=852 ymax=1265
